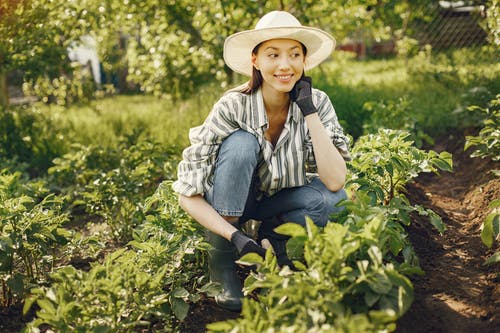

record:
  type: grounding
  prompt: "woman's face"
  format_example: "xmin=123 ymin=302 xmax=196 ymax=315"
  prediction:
xmin=252 ymin=39 xmax=305 ymax=95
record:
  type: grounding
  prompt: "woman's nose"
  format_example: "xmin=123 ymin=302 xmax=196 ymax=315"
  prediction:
xmin=278 ymin=56 xmax=291 ymax=70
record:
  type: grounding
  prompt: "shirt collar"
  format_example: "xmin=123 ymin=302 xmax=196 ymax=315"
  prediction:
xmin=250 ymin=89 xmax=300 ymax=129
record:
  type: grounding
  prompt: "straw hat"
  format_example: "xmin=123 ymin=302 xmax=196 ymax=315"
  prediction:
xmin=223 ymin=11 xmax=336 ymax=77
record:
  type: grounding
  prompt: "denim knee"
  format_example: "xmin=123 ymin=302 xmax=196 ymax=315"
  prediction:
xmin=305 ymin=180 xmax=348 ymax=227
xmin=207 ymin=130 xmax=260 ymax=217
xmin=217 ymin=130 xmax=260 ymax=168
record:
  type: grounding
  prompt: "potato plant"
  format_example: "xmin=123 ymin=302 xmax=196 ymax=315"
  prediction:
xmin=0 ymin=171 xmax=71 ymax=307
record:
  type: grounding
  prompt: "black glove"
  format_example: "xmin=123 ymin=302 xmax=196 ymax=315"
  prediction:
xmin=290 ymin=76 xmax=317 ymax=117
xmin=267 ymin=237 xmax=298 ymax=271
xmin=231 ymin=230 xmax=266 ymax=258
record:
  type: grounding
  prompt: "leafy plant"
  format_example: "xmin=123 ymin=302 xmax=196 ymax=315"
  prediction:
xmin=348 ymin=129 xmax=452 ymax=205
xmin=23 ymin=221 xmax=216 ymax=333
xmin=209 ymin=218 xmax=414 ymax=333
xmin=481 ymin=199 xmax=500 ymax=266
xmin=49 ymin=133 xmax=174 ymax=243
xmin=465 ymin=94 xmax=500 ymax=162
xmin=362 ymin=97 xmax=434 ymax=147
xmin=0 ymin=171 xmax=71 ymax=307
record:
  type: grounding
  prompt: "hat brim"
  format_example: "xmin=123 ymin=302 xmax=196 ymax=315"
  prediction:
xmin=224 ymin=27 xmax=336 ymax=77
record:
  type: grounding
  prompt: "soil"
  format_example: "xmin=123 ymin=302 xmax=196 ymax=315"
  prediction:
xmin=1 ymin=128 xmax=498 ymax=332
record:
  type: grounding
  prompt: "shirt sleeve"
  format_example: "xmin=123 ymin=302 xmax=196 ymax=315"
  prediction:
xmin=304 ymin=90 xmax=352 ymax=173
xmin=172 ymin=94 xmax=240 ymax=196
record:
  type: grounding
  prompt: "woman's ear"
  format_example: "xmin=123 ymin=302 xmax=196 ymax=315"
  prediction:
xmin=251 ymin=54 xmax=259 ymax=71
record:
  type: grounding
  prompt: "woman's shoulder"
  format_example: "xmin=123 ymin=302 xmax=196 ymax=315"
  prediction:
xmin=311 ymin=87 xmax=330 ymax=100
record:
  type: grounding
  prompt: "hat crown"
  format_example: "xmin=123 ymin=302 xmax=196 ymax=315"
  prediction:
xmin=255 ymin=11 xmax=302 ymax=30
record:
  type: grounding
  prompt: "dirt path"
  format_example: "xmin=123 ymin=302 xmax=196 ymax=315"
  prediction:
xmin=396 ymin=130 xmax=499 ymax=333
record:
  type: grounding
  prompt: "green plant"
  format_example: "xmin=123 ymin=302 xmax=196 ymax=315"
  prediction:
xmin=209 ymin=217 xmax=414 ymax=333
xmin=348 ymin=129 xmax=452 ymax=205
xmin=465 ymin=94 xmax=500 ymax=162
xmin=49 ymin=133 xmax=174 ymax=243
xmin=481 ymin=199 xmax=500 ymax=266
xmin=23 ymin=221 xmax=217 ymax=333
xmin=0 ymin=107 xmax=69 ymax=176
xmin=362 ymin=97 xmax=434 ymax=147
xmin=0 ymin=171 xmax=71 ymax=307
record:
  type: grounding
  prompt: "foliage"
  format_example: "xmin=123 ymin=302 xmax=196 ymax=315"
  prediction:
xmin=1 ymin=0 xmax=455 ymax=105
xmin=464 ymin=94 xmax=500 ymax=162
xmin=362 ymin=96 xmax=434 ymax=147
xmin=482 ymin=0 xmax=500 ymax=46
xmin=48 ymin=133 xmax=175 ymax=243
xmin=0 ymin=171 xmax=71 ymax=307
xmin=23 ymin=186 xmax=215 ymax=333
xmin=348 ymin=129 xmax=452 ymax=205
xmin=0 ymin=106 xmax=69 ymax=176
xmin=208 ymin=218 xmax=413 ymax=333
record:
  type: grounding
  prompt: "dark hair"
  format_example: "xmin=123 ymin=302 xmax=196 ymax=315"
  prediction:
xmin=239 ymin=41 xmax=307 ymax=95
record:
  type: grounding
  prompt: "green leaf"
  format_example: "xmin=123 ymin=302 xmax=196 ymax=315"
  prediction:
xmin=206 ymin=321 xmax=235 ymax=331
xmin=428 ymin=210 xmax=446 ymax=234
xmin=170 ymin=296 xmax=189 ymax=321
xmin=368 ymin=273 xmax=393 ymax=294
xmin=365 ymin=290 xmax=381 ymax=307
xmin=481 ymin=213 xmax=496 ymax=248
xmin=484 ymin=251 xmax=500 ymax=265
xmin=236 ymin=253 xmax=263 ymax=266
xmin=274 ymin=223 xmax=306 ymax=237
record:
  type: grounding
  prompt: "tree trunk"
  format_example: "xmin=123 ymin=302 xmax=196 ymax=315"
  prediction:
xmin=0 ymin=72 xmax=9 ymax=108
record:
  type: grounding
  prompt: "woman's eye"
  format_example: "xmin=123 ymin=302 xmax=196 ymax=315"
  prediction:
xmin=268 ymin=53 xmax=278 ymax=58
xmin=291 ymin=53 xmax=301 ymax=58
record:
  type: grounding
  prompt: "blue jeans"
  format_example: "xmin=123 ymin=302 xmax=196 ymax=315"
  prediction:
xmin=205 ymin=130 xmax=347 ymax=235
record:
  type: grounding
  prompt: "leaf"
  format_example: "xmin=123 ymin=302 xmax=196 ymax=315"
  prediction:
xmin=206 ymin=321 xmax=235 ymax=331
xmin=274 ymin=223 xmax=306 ymax=237
xmin=364 ymin=290 xmax=381 ymax=307
xmin=172 ymin=287 xmax=189 ymax=299
xmin=236 ymin=252 xmax=263 ymax=266
xmin=170 ymin=296 xmax=189 ymax=321
xmin=368 ymin=272 xmax=393 ymax=294
xmin=428 ymin=210 xmax=446 ymax=235
xmin=484 ymin=251 xmax=500 ymax=265
xmin=481 ymin=212 xmax=496 ymax=248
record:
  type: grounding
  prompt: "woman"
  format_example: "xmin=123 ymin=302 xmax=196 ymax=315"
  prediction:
xmin=173 ymin=11 xmax=351 ymax=311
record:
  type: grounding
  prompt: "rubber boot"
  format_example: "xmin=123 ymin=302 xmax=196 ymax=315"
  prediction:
xmin=206 ymin=231 xmax=243 ymax=311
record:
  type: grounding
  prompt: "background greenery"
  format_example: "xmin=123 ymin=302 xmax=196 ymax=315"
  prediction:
xmin=0 ymin=0 xmax=499 ymax=332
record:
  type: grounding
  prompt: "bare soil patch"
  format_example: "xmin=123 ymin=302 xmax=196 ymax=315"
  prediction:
xmin=396 ymin=129 xmax=499 ymax=333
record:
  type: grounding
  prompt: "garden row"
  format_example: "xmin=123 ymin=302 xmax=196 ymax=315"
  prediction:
xmin=2 ymin=117 xmax=455 ymax=331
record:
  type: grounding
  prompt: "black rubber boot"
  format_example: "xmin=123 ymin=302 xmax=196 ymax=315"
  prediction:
xmin=206 ymin=231 xmax=243 ymax=311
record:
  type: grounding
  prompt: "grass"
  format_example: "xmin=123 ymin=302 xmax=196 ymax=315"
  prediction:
xmin=35 ymin=84 xmax=223 ymax=149
xmin=31 ymin=47 xmax=499 ymax=148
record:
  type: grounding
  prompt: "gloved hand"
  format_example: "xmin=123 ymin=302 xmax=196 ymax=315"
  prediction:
xmin=267 ymin=237 xmax=298 ymax=271
xmin=290 ymin=76 xmax=317 ymax=117
xmin=230 ymin=230 xmax=266 ymax=258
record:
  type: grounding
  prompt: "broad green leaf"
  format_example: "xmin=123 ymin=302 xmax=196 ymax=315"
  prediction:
xmin=368 ymin=272 xmax=393 ymax=294
xmin=428 ymin=211 xmax=446 ymax=234
xmin=236 ymin=252 xmax=263 ymax=266
xmin=364 ymin=290 xmax=381 ymax=307
xmin=274 ymin=222 xmax=306 ymax=237
xmin=170 ymin=296 xmax=189 ymax=321
xmin=481 ymin=212 xmax=496 ymax=248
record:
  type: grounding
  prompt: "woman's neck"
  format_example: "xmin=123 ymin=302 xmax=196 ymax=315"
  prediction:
xmin=261 ymin=84 xmax=290 ymax=114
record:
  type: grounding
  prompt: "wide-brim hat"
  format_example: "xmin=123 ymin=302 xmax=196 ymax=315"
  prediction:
xmin=224 ymin=11 xmax=336 ymax=77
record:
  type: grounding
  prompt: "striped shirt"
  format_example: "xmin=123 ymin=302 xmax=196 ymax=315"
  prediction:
xmin=172 ymin=88 xmax=351 ymax=198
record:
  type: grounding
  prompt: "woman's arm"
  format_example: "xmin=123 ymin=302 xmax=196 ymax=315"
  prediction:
xmin=304 ymin=113 xmax=347 ymax=191
xmin=179 ymin=194 xmax=239 ymax=240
